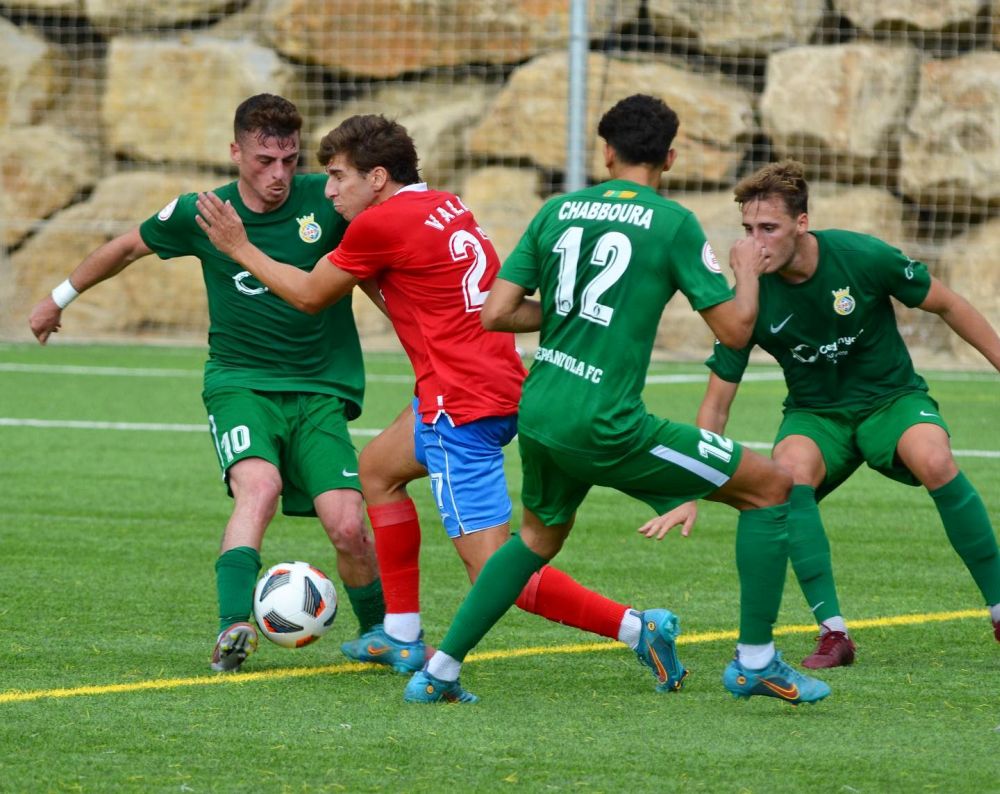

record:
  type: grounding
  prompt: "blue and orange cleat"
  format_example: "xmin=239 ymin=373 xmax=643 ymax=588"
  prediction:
xmin=634 ymin=608 xmax=688 ymax=692
xmin=723 ymin=651 xmax=831 ymax=705
xmin=403 ymin=669 xmax=478 ymax=704
xmin=340 ymin=624 xmax=427 ymax=673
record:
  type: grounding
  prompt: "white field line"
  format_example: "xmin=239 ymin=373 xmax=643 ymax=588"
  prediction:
xmin=3 ymin=361 xmax=998 ymax=384
xmin=1 ymin=417 xmax=997 ymax=458
xmin=0 ymin=362 xmax=411 ymax=382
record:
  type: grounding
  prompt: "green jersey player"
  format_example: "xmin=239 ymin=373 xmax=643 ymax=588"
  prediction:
xmin=404 ymin=94 xmax=832 ymax=706
xmin=698 ymin=159 xmax=1000 ymax=667
xmin=28 ymin=94 xmax=384 ymax=672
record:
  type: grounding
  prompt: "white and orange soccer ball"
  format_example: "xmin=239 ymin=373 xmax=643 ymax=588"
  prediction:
xmin=253 ymin=561 xmax=338 ymax=648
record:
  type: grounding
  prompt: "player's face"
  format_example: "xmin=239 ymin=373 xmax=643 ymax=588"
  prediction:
xmin=740 ymin=196 xmax=807 ymax=274
xmin=231 ymin=131 xmax=300 ymax=212
xmin=323 ymin=154 xmax=377 ymax=221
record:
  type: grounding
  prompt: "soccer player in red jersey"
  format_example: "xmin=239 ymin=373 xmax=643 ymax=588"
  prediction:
xmin=195 ymin=114 xmax=688 ymax=692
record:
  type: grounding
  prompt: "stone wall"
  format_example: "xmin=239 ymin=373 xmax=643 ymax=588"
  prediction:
xmin=1 ymin=0 xmax=998 ymax=367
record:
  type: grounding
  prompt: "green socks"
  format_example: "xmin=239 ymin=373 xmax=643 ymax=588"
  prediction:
xmin=736 ymin=503 xmax=790 ymax=645
xmin=930 ymin=472 xmax=1000 ymax=605
xmin=788 ymin=484 xmax=843 ymax=625
xmin=343 ymin=577 xmax=386 ymax=634
xmin=215 ymin=546 xmax=262 ymax=633
xmin=439 ymin=534 xmax=547 ymax=662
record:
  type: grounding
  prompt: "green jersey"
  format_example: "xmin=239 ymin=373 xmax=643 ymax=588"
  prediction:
xmin=500 ymin=179 xmax=734 ymax=455
xmin=707 ymin=229 xmax=932 ymax=412
xmin=139 ymin=174 xmax=364 ymax=418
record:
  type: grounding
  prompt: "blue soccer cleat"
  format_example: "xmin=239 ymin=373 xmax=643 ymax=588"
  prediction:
xmin=722 ymin=651 xmax=831 ymax=705
xmin=340 ymin=624 xmax=427 ymax=673
xmin=403 ymin=669 xmax=479 ymax=704
xmin=634 ymin=608 xmax=688 ymax=692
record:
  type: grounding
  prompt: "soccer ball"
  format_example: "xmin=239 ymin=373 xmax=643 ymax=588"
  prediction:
xmin=253 ymin=561 xmax=338 ymax=648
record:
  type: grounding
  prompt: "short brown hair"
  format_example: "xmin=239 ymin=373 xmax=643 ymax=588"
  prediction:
xmin=734 ymin=159 xmax=809 ymax=217
xmin=233 ymin=94 xmax=302 ymax=143
xmin=317 ymin=114 xmax=420 ymax=184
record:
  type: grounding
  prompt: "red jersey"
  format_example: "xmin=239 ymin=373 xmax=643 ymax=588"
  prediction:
xmin=327 ymin=184 xmax=525 ymax=425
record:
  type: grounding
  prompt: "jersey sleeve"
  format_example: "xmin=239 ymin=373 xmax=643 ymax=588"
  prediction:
xmin=865 ymin=236 xmax=932 ymax=308
xmin=497 ymin=209 xmax=545 ymax=293
xmin=671 ymin=212 xmax=735 ymax=311
xmin=138 ymin=193 xmax=199 ymax=259
xmin=705 ymin=338 xmax=752 ymax=384
xmin=327 ymin=211 xmax=403 ymax=279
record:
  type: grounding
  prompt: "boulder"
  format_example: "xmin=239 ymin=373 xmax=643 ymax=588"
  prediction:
xmin=308 ymin=81 xmax=500 ymax=192
xmin=102 ymin=36 xmax=299 ymax=166
xmin=0 ymin=17 xmax=63 ymax=127
xmin=469 ymin=52 xmax=754 ymax=187
xmin=264 ymin=0 xmax=640 ymax=79
xmin=900 ymin=52 xmax=1000 ymax=208
xmin=1 ymin=125 xmax=100 ymax=248
xmin=11 ymin=172 xmax=209 ymax=338
xmin=761 ymin=44 xmax=920 ymax=178
xmin=648 ymin=0 xmax=825 ymax=55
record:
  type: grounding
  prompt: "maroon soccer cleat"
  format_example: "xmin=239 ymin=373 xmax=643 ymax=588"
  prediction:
xmin=993 ymin=618 xmax=999 ymax=643
xmin=801 ymin=630 xmax=856 ymax=669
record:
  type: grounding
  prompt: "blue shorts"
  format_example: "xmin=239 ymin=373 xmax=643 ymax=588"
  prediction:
xmin=411 ymin=400 xmax=517 ymax=538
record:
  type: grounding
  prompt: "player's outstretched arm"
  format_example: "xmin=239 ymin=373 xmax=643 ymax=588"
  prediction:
xmin=28 ymin=227 xmax=152 ymax=345
xmin=195 ymin=191 xmax=356 ymax=314
xmin=919 ymin=277 xmax=1000 ymax=374
xmin=696 ymin=371 xmax=741 ymax=435
xmin=481 ymin=277 xmax=541 ymax=333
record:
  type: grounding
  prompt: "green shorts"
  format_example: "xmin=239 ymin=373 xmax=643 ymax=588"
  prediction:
xmin=203 ymin=388 xmax=360 ymax=517
xmin=519 ymin=416 xmax=744 ymax=526
xmin=775 ymin=390 xmax=950 ymax=501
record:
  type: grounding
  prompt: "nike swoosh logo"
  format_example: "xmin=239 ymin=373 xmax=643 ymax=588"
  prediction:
xmin=366 ymin=644 xmax=391 ymax=656
xmin=770 ymin=314 xmax=794 ymax=333
xmin=646 ymin=641 xmax=668 ymax=683
xmin=760 ymin=678 xmax=800 ymax=700
xmin=342 ymin=469 xmax=359 ymax=477
xmin=919 ymin=411 xmax=938 ymax=418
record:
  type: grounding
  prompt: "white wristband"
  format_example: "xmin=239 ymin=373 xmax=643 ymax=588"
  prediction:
xmin=51 ymin=279 xmax=79 ymax=309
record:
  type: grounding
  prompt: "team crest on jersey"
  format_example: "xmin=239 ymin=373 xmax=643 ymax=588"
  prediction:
xmin=701 ymin=242 xmax=721 ymax=274
xmin=832 ymin=287 xmax=855 ymax=316
xmin=296 ymin=213 xmax=322 ymax=243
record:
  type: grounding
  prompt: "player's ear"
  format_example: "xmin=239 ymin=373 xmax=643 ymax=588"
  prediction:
xmin=370 ymin=166 xmax=389 ymax=191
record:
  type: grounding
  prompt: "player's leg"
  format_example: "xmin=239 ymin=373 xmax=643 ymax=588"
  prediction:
xmin=893 ymin=417 xmax=1000 ymax=641
xmin=704 ymin=445 xmax=831 ymax=704
xmin=429 ymin=414 xmax=641 ymax=648
xmin=205 ymin=389 xmax=290 ymax=671
xmin=406 ymin=508 xmax=567 ymax=704
xmin=293 ymin=393 xmax=384 ymax=638
xmin=340 ymin=402 xmax=430 ymax=670
xmin=773 ymin=413 xmax=858 ymax=668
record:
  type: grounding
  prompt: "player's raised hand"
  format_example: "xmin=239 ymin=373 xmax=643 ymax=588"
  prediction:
xmin=637 ymin=500 xmax=698 ymax=540
xmin=729 ymin=236 xmax=770 ymax=278
xmin=195 ymin=192 xmax=249 ymax=258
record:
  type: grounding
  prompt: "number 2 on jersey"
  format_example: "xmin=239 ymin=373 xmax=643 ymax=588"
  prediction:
xmin=451 ymin=228 xmax=490 ymax=312
xmin=553 ymin=227 xmax=632 ymax=326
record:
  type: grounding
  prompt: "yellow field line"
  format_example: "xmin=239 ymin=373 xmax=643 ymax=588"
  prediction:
xmin=0 ymin=608 xmax=987 ymax=705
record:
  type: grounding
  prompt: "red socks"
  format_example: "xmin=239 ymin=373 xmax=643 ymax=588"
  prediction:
xmin=368 ymin=499 xmax=422 ymax=613
xmin=515 ymin=565 xmax=628 ymax=640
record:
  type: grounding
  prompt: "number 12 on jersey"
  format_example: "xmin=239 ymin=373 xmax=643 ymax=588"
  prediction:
xmin=553 ymin=227 xmax=632 ymax=326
